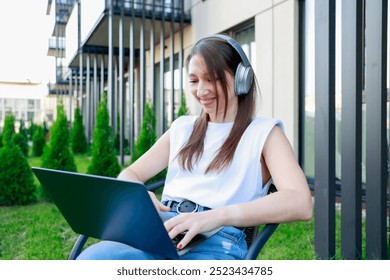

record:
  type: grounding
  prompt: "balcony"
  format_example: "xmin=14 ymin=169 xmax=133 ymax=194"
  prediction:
xmin=112 ymin=0 xmax=191 ymax=22
xmin=47 ymin=36 xmax=66 ymax=57
xmin=66 ymin=0 xmax=191 ymax=68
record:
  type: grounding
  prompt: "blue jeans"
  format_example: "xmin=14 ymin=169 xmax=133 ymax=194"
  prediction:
xmin=77 ymin=212 xmax=248 ymax=260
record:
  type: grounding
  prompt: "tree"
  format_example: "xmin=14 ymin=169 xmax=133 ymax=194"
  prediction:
xmin=0 ymin=114 xmax=36 ymax=205
xmin=177 ymin=93 xmax=189 ymax=117
xmin=2 ymin=114 xmax=15 ymax=147
xmin=26 ymin=119 xmax=37 ymax=141
xmin=13 ymin=119 xmax=29 ymax=157
xmin=71 ymin=107 xmax=88 ymax=154
xmin=131 ymin=102 xmax=157 ymax=163
xmin=131 ymin=102 xmax=166 ymax=182
xmin=87 ymin=94 xmax=121 ymax=177
xmin=19 ymin=119 xmax=29 ymax=139
xmin=32 ymin=125 xmax=46 ymax=156
xmin=41 ymin=104 xmax=77 ymax=172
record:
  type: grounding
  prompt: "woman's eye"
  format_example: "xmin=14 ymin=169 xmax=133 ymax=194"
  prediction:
xmin=189 ymin=80 xmax=198 ymax=84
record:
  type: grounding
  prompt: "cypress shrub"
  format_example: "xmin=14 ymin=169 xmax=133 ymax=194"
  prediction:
xmin=2 ymin=114 xmax=15 ymax=147
xmin=26 ymin=119 xmax=37 ymax=141
xmin=19 ymin=119 xmax=29 ymax=139
xmin=177 ymin=93 xmax=189 ymax=117
xmin=87 ymin=95 xmax=121 ymax=177
xmin=131 ymin=102 xmax=157 ymax=163
xmin=131 ymin=102 xmax=166 ymax=182
xmin=71 ymin=107 xmax=88 ymax=154
xmin=41 ymin=104 xmax=77 ymax=172
xmin=13 ymin=120 xmax=29 ymax=156
xmin=32 ymin=125 xmax=46 ymax=157
xmin=0 ymin=114 xmax=36 ymax=205
xmin=13 ymin=133 xmax=29 ymax=157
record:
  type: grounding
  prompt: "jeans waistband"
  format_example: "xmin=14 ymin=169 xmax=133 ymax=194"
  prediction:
xmin=162 ymin=200 xmax=246 ymax=231
xmin=162 ymin=200 xmax=211 ymax=213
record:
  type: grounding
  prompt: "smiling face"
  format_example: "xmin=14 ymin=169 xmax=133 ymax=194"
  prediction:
xmin=187 ymin=54 xmax=238 ymax=123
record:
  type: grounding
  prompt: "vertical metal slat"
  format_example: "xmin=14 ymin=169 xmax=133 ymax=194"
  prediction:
xmin=340 ymin=0 xmax=363 ymax=260
xmin=365 ymin=0 xmax=388 ymax=260
xmin=170 ymin=0 xmax=175 ymax=123
xmin=139 ymin=0 xmax=146 ymax=124
xmin=86 ymin=54 xmax=91 ymax=144
xmin=128 ymin=0 xmax=135 ymax=155
xmin=160 ymin=2 xmax=166 ymax=134
xmin=314 ymin=0 xmax=336 ymax=259
xmin=119 ymin=0 xmax=125 ymax=165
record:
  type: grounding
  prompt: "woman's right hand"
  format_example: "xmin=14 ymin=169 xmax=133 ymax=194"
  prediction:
xmin=148 ymin=191 xmax=170 ymax=212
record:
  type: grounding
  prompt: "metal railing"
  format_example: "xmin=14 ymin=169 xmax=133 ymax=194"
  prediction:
xmin=107 ymin=0 xmax=191 ymax=21
xmin=311 ymin=0 xmax=388 ymax=260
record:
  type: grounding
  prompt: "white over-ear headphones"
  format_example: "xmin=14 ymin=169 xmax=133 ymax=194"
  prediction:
xmin=206 ymin=34 xmax=254 ymax=95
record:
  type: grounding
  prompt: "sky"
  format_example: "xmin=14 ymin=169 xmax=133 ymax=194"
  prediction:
xmin=0 ymin=0 xmax=55 ymax=84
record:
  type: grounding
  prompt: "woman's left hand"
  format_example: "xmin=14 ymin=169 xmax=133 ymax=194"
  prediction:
xmin=163 ymin=210 xmax=222 ymax=250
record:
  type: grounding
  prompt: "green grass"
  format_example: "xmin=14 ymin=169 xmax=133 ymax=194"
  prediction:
xmin=0 ymin=154 xmax=107 ymax=260
xmin=258 ymin=220 xmax=315 ymax=260
xmin=0 ymin=203 xmax=317 ymax=260
xmin=0 ymin=154 xmax=319 ymax=260
xmin=0 ymin=202 xmax=77 ymax=259
xmin=0 ymin=202 xmax=317 ymax=260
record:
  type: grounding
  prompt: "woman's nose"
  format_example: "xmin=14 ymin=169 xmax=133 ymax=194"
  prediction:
xmin=197 ymin=81 xmax=211 ymax=97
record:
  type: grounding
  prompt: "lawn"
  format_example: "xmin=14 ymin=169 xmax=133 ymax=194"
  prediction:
xmin=0 ymin=154 xmax=317 ymax=260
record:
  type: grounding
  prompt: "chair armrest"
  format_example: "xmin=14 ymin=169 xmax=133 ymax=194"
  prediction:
xmin=244 ymin=223 xmax=279 ymax=260
xmin=145 ymin=179 xmax=165 ymax=191
xmin=68 ymin=234 xmax=89 ymax=260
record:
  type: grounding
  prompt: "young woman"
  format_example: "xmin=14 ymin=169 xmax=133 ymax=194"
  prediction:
xmin=77 ymin=34 xmax=312 ymax=260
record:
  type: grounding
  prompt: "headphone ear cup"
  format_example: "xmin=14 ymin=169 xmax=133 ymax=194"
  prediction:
xmin=234 ymin=63 xmax=254 ymax=95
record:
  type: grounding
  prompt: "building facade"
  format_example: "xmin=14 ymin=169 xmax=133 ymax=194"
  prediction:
xmin=50 ymin=0 xmax=300 ymax=159
xmin=0 ymin=81 xmax=46 ymax=130
xmin=46 ymin=0 xmax=389 ymax=260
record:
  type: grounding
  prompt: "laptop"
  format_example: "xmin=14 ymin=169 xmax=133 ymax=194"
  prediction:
xmin=32 ymin=167 xmax=220 ymax=259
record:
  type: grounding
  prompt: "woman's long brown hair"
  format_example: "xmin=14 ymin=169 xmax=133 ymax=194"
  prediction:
xmin=178 ymin=36 xmax=258 ymax=174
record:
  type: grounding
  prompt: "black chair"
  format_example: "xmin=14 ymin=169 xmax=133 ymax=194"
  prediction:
xmin=68 ymin=179 xmax=279 ymax=260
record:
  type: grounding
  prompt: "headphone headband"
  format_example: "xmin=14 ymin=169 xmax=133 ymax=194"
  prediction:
xmin=203 ymin=34 xmax=254 ymax=95
xmin=209 ymin=34 xmax=251 ymax=67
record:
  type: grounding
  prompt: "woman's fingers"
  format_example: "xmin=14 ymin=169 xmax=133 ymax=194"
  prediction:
xmin=164 ymin=212 xmax=218 ymax=250
xmin=176 ymin=230 xmax=198 ymax=250
xmin=148 ymin=191 xmax=170 ymax=212
xmin=165 ymin=214 xmax=194 ymax=249
xmin=158 ymin=203 xmax=171 ymax=212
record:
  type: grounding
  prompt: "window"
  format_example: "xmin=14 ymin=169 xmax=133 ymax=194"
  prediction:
xmin=28 ymin=99 xmax=35 ymax=110
xmin=4 ymin=99 xmax=13 ymax=112
xmin=234 ymin=25 xmax=256 ymax=71
xmin=27 ymin=112 xmax=35 ymax=121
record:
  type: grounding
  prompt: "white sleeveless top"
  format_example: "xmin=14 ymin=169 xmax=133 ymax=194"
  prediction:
xmin=161 ymin=116 xmax=283 ymax=209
